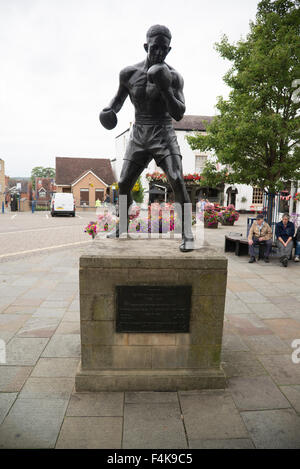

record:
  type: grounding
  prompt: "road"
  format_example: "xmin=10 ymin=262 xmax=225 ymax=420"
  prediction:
xmin=0 ymin=211 xmax=97 ymax=259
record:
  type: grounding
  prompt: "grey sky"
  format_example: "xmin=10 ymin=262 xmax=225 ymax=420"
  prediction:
xmin=0 ymin=0 xmax=260 ymax=176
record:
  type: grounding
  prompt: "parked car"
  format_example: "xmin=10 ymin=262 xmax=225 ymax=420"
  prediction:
xmin=51 ymin=193 xmax=75 ymax=217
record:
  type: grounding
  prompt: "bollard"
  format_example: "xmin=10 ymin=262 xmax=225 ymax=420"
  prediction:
xmin=1 ymin=202 xmax=4 ymax=214
xmin=32 ymin=201 xmax=36 ymax=214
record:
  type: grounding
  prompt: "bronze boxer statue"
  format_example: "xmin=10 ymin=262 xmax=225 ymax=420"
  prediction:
xmin=100 ymin=25 xmax=194 ymax=252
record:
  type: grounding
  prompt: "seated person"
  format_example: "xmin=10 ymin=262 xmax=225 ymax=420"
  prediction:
xmin=294 ymin=225 xmax=300 ymax=262
xmin=275 ymin=213 xmax=295 ymax=267
xmin=248 ymin=214 xmax=273 ymax=263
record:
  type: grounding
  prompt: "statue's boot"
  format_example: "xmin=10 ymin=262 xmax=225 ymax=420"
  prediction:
xmin=106 ymin=220 xmax=128 ymax=239
xmin=179 ymin=234 xmax=195 ymax=252
xmin=106 ymin=227 xmax=119 ymax=238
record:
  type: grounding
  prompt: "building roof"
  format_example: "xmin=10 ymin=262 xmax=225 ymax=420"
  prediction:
xmin=8 ymin=177 xmax=30 ymax=193
xmin=172 ymin=115 xmax=214 ymax=131
xmin=71 ymin=170 xmax=108 ymax=187
xmin=35 ymin=177 xmax=55 ymax=193
xmin=55 ymin=157 xmax=115 ymax=186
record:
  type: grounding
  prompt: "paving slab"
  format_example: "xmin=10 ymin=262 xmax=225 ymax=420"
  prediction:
xmin=221 ymin=351 xmax=267 ymax=378
xmin=66 ymin=392 xmax=124 ymax=416
xmin=189 ymin=438 xmax=255 ymax=449
xmin=241 ymin=408 xmax=300 ymax=449
xmin=16 ymin=317 xmax=60 ymax=338
xmin=242 ymin=335 xmax=291 ymax=354
xmin=56 ymin=416 xmax=123 ymax=449
xmin=236 ymin=292 xmax=271 ymax=304
xmin=55 ymin=321 xmax=80 ymax=335
xmin=0 ymin=393 xmax=17 ymax=424
xmin=0 ymin=366 xmax=33 ymax=392
xmin=0 ymin=397 xmax=68 ymax=449
xmin=228 ymin=376 xmax=291 ymax=411
xmin=225 ymin=299 xmax=252 ymax=315
xmin=2 ymin=305 xmax=37 ymax=315
xmin=41 ymin=334 xmax=80 ymax=358
xmin=0 ymin=314 xmax=31 ymax=332
xmin=40 ymin=300 xmax=71 ymax=309
xmin=227 ymin=281 xmax=255 ymax=292
xmin=262 ymin=319 xmax=300 ymax=340
xmin=123 ymin=401 xmax=187 ymax=449
xmin=257 ymin=355 xmax=300 ymax=385
xmin=247 ymin=302 xmax=287 ymax=319
xmin=179 ymin=390 xmax=248 ymax=440
xmin=63 ymin=311 xmax=80 ymax=322
xmin=280 ymin=385 xmax=300 ymax=414
xmin=19 ymin=377 xmax=74 ymax=400
xmin=32 ymin=308 xmax=66 ymax=319
xmin=226 ymin=314 xmax=273 ymax=336
xmin=221 ymin=334 xmax=250 ymax=352
xmin=31 ymin=358 xmax=80 ymax=378
xmin=125 ymin=392 xmax=178 ymax=404
xmin=4 ymin=337 xmax=49 ymax=366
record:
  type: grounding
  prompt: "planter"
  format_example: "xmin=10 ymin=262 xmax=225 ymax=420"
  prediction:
xmin=221 ymin=220 xmax=235 ymax=226
xmin=204 ymin=221 xmax=218 ymax=229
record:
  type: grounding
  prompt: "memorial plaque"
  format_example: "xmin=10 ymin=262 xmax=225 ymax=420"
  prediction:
xmin=116 ymin=285 xmax=191 ymax=333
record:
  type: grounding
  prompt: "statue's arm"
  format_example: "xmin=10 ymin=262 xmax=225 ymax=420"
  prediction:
xmin=107 ymin=68 xmax=130 ymax=113
xmin=100 ymin=68 xmax=131 ymax=130
xmin=160 ymin=71 xmax=186 ymax=121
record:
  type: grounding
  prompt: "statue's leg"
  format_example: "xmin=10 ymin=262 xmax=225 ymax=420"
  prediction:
xmin=108 ymin=159 xmax=145 ymax=237
xmin=159 ymin=155 xmax=194 ymax=251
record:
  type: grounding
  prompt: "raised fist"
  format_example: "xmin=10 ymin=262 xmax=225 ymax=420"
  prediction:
xmin=99 ymin=107 xmax=117 ymax=130
xmin=147 ymin=64 xmax=172 ymax=91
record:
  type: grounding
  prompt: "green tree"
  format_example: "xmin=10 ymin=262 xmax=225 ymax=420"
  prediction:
xmin=199 ymin=161 xmax=232 ymax=188
xmin=31 ymin=166 xmax=56 ymax=189
xmin=187 ymin=0 xmax=300 ymax=197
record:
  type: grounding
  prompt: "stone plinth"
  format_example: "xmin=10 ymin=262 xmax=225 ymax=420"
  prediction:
xmin=75 ymin=239 xmax=227 ymax=391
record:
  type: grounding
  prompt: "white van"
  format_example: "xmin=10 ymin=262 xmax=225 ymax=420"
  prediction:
xmin=51 ymin=193 xmax=75 ymax=217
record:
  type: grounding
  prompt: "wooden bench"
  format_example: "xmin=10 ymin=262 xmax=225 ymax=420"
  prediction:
xmin=224 ymin=233 xmax=249 ymax=256
xmin=224 ymin=233 xmax=287 ymax=258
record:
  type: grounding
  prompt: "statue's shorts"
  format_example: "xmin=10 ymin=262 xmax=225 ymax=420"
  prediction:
xmin=123 ymin=123 xmax=182 ymax=168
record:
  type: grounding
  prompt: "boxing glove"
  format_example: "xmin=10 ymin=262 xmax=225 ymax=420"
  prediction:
xmin=99 ymin=107 xmax=118 ymax=130
xmin=147 ymin=64 xmax=172 ymax=91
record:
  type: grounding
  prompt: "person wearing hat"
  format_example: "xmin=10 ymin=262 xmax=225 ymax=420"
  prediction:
xmin=275 ymin=213 xmax=295 ymax=267
xmin=248 ymin=214 xmax=273 ymax=263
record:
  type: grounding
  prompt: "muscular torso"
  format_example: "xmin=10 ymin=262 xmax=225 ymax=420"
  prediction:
xmin=121 ymin=61 xmax=180 ymax=121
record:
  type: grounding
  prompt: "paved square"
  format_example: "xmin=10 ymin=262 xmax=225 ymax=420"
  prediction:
xmin=0 ymin=214 xmax=300 ymax=448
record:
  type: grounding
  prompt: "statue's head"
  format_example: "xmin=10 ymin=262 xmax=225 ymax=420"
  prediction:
xmin=144 ymin=25 xmax=172 ymax=65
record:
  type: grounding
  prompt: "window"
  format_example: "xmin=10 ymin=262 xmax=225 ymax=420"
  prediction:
xmin=80 ymin=188 xmax=89 ymax=206
xmin=195 ymin=154 xmax=207 ymax=173
xmin=39 ymin=189 xmax=46 ymax=198
xmin=252 ymin=187 xmax=263 ymax=204
xmin=95 ymin=189 xmax=104 ymax=201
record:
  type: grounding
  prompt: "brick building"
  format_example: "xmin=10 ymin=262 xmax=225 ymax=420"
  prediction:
xmin=55 ymin=157 xmax=115 ymax=207
xmin=35 ymin=177 xmax=56 ymax=204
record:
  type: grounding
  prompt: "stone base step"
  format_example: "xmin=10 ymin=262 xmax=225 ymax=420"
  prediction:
xmin=75 ymin=363 xmax=226 ymax=392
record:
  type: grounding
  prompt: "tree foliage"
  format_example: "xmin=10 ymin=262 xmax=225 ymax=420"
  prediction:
xmin=187 ymin=0 xmax=300 ymax=192
xmin=31 ymin=166 xmax=56 ymax=189
xmin=200 ymin=161 xmax=232 ymax=188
